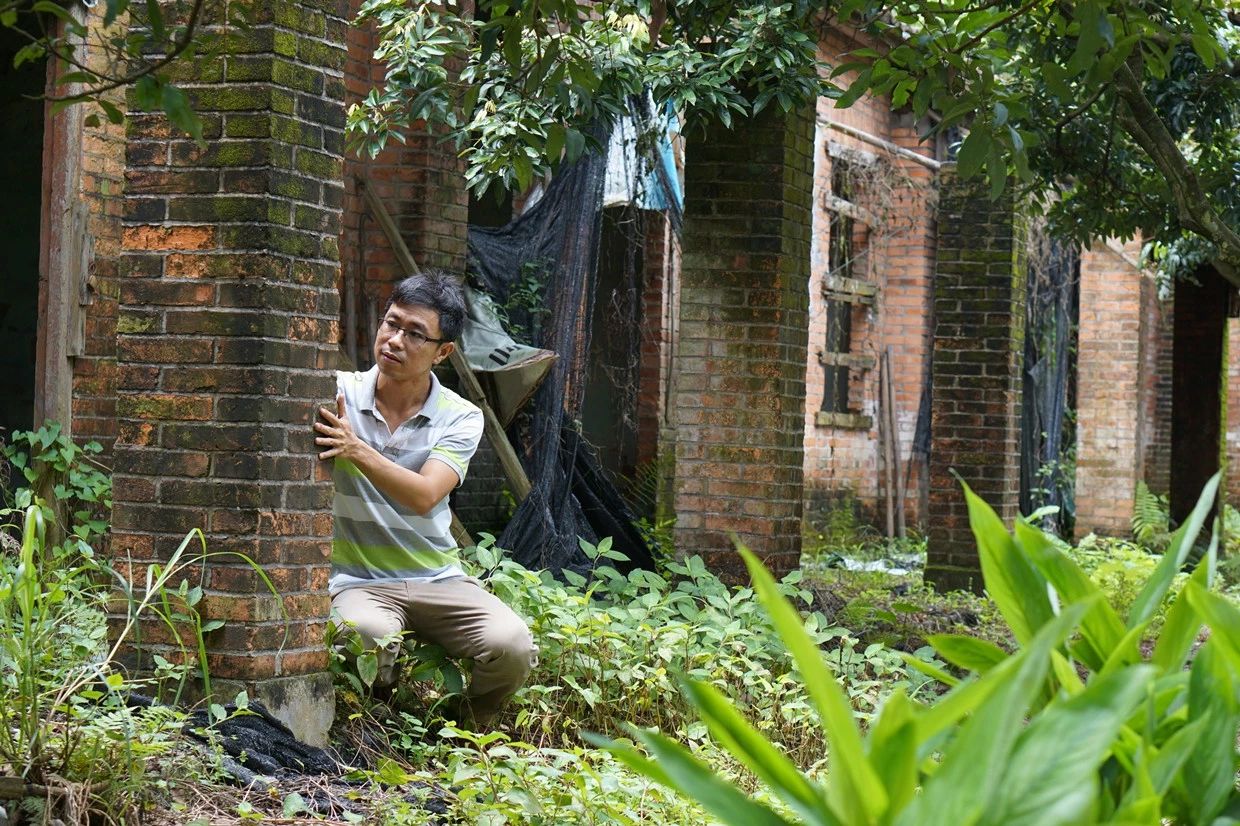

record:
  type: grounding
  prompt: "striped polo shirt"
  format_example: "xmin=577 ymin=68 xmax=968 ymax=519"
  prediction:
xmin=329 ymin=366 xmax=484 ymax=594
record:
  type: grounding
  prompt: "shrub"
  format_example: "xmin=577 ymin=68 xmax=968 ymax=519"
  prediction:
xmin=598 ymin=474 xmax=1240 ymax=825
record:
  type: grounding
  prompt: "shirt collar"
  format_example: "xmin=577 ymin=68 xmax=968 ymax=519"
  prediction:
xmin=358 ymin=365 xmax=444 ymax=424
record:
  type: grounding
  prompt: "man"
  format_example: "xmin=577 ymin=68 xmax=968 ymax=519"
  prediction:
xmin=314 ymin=270 xmax=537 ymax=724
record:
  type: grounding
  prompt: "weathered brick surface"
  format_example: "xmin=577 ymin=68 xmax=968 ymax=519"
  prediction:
xmin=802 ymin=30 xmax=938 ymax=529
xmin=925 ymin=170 xmax=1025 ymax=591
xmin=111 ymin=0 xmax=347 ymax=701
xmin=1075 ymin=239 xmax=1147 ymax=536
xmin=668 ymin=104 xmax=815 ymax=581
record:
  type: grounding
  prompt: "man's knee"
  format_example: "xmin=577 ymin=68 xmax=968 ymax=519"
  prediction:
xmin=331 ymin=601 xmax=402 ymax=650
xmin=480 ymin=619 xmax=538 ymax=679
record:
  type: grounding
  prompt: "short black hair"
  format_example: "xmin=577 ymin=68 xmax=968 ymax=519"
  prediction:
xmin=385 ymin=270 xmax=467 ymax=342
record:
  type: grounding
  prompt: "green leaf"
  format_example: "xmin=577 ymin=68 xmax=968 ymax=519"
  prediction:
xmin=681 ymin=678 xmax=837 ymax=826
xmin=986 ymin=664 xmax=1154 ymax=826
xmin=896 ymin=601 xmax=1091 ymax=826
xmin=161 ymin=83 xmax=203 ymax=143
xmin=1151 ymin=526 xmax=1214 ymax=674
xmin=564 ymin=128 xmax=585 ymax=162
xmin=740 ymin=546 xmax=888 ymax=824
xmin=545 ymin=122 xmax=565 ymax=163
xmin=955 ymin=128 xmax=990 ymax=179
xmin=357 ymin=651 xmax=378 ymax=687
xmin=146 ymin=0 xmax=165 ymax=41
xmin=282 ymin=793 xmax=308 ymax=817
xmin=927 ymin=633 xmax=1007 ymax=675
xmin=1015 ymin=520 xmax=1127 ymax=671
xmin=865 ymin=688 xmax=919 ymax=814
xmin=962 ymin=481 xmax=1054 ymax=645
xmin=1128 ymin=472 xmax=1218 ymax=629
xmin=1066 ymin=2 xmax=1104 ymax=76
xmin=591 ymin=729 xmax=795 ymax=826
xmin=1183 ymin=643 xmax=1236 ymax=823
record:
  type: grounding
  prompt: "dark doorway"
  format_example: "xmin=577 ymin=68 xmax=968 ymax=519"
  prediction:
xmin=0 ymin=26 xmax=45 ymax=447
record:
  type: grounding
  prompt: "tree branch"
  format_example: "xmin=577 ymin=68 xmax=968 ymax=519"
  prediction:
xmin=44 ymin=0 xmax=205 ymax=103
xmin=1113 ymin=59 xmax=1240 ymax=285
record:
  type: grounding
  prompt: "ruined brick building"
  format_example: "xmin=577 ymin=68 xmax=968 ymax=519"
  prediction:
xmin=1 ymin=5 xmax=1232 ymax=741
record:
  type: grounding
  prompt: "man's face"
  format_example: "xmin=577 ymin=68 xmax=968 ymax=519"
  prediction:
xmin=373 ymin=302 xmax=454 ymax=382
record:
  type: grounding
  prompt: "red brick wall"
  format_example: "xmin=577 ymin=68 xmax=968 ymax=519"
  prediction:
xmin=802 ymin=29 xmax=938 ymax=530
xmin=669 ymin=104 xmax=815 ymax=580
xmin=1074 ymin=239 xmax=1146 ymax=536
xmin=110 ymin=0 xmax=346 ymax=716
xmin=925 ymin=171 xmax=1025 ymax=592
xmin=70 ymin=87 xmax=127 ymax=449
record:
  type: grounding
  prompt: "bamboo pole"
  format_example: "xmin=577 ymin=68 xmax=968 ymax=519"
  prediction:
xmin=357 ymin=176 xmax=533 ymax=503
xmin=884 ymin=347 xmax=907 ymax=538
xmin=879 ymin=355 xmax=895 ymax=538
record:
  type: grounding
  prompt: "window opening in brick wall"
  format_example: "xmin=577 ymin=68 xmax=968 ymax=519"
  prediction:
xmin=818 ymin=153 xmax=875 ymax=423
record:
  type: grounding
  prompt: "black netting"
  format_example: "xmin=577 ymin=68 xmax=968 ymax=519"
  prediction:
xmin=467 ymin=117 xmax=673 ymax=575
xmin=1020 ymin=235 xmax=1080 ymax=533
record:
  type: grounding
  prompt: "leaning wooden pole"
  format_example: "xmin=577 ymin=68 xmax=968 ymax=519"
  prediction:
xmin=358 ymin=177 xmax=534 ymax=503
xmin=883 ymin=348 xmax=907 ymax=539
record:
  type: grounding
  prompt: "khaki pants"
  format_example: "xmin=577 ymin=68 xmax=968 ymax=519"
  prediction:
xmin=331 ymin=577 xmax=538 ymax=722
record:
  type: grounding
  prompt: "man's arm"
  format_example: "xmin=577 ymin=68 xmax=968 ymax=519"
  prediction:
xmin=315 ymin=394 xmax=458 ymax=516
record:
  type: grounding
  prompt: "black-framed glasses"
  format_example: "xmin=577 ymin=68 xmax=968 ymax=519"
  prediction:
xmin=380 ymin=317 xmax=447 ymax=346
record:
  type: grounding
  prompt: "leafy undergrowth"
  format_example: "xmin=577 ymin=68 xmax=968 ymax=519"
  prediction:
xmin=297 ymin=537 xmax=930 ymax=825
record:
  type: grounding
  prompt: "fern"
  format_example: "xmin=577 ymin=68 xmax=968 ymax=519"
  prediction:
xmin=1132 ymin=480 xmax=1170 ymax=547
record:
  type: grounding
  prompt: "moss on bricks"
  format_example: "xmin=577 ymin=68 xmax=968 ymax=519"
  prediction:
xmin=269 ymin=226 xmax=321 ymax=258
xmin=268 ymin=200 xmax=293 ymax=225
xmin=273 ymin=30 xmax=298 ymax=57
xmin=271 ymin=88 xmax=297 ymax=116
xmin=269 ymin=171 xmax=319 ymax=201
xmin=226 ymin=55 xmax=275 ymax=82
xmin=224 ymin=113 xmax=274 ymax=139
xmin=169 ymin=195 xmax=268 ymax=222
xmin=271 ymin=116 xmax=321 ymax=148
xmin=294 ymin=149 xmax=341 ymax=179
xmin=190 ymin=86 xmax=272 ymax=112
xmin=116 ymin=314 xmax=159 ymax=335
xmin=223 ymin=28 xmax=275 ymax=54
xmin=297 ymin=38 xmax=346 ymax=70
xmin=272 ymin=59 xmax=324 ymax=95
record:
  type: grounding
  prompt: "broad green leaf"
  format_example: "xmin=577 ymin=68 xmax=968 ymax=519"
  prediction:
xmin=963 ymin=482 xmax=1054 ymax=645
xmin=1151 ymin=527 xmax=1214 ymax=675
xmin=897 ymin=602 xmax=1091 ymax=826
xmin=955 ymin=128 xmax=990 ymax=178
xmin=986 ymin=664 xmax=1153 ymax=826
xmin=926 ymin=633 xmax=1007 ymax=675
xmin=741 ymin=546 xmax=887 ymax=825
xmin=1128 ymin=472 xmax=1218 ymax=630
xmin=596 ymin=728 xmax=795 ymax=826
xmin=357 ymin=651 xmax=378 ymax=687
xmin=1184 ymin=583 xmax=1240 ymax=667
xmin=1016 ymin=519 xmax=1127 ymax=671
xmin=1183 ymin=642 xmax=1237 ymax=823
xmin=681 ymin=678 xmax=836 ymax=826
xmin=865 ymin=688 xmax=919 ymax=815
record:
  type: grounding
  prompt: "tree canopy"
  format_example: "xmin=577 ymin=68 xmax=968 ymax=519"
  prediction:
xmin=347 ymin=0 xmax=1239 ymax=282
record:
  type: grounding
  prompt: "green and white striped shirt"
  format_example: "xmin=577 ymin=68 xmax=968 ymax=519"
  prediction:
xmin=329 ymin=367 xmax=484 ymax=594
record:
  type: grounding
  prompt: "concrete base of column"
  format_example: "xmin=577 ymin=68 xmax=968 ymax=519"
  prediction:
xmin=212 ymin=672 xmax=335 ymax=747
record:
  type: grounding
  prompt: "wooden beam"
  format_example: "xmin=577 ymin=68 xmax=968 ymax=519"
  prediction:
xmin=357 ymin=176 xmax=533 ymax=503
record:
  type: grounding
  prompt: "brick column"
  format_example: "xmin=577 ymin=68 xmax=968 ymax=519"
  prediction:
xmin=1074 ymin=241 xmax=1146 ymax=537
xmin=925 ymin=170 xmax=1025 ymax=592
xmin=112 ymin=0 xmax=346 ymax=744
xmin=669 ymin=105 xmax=814 ymax=581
